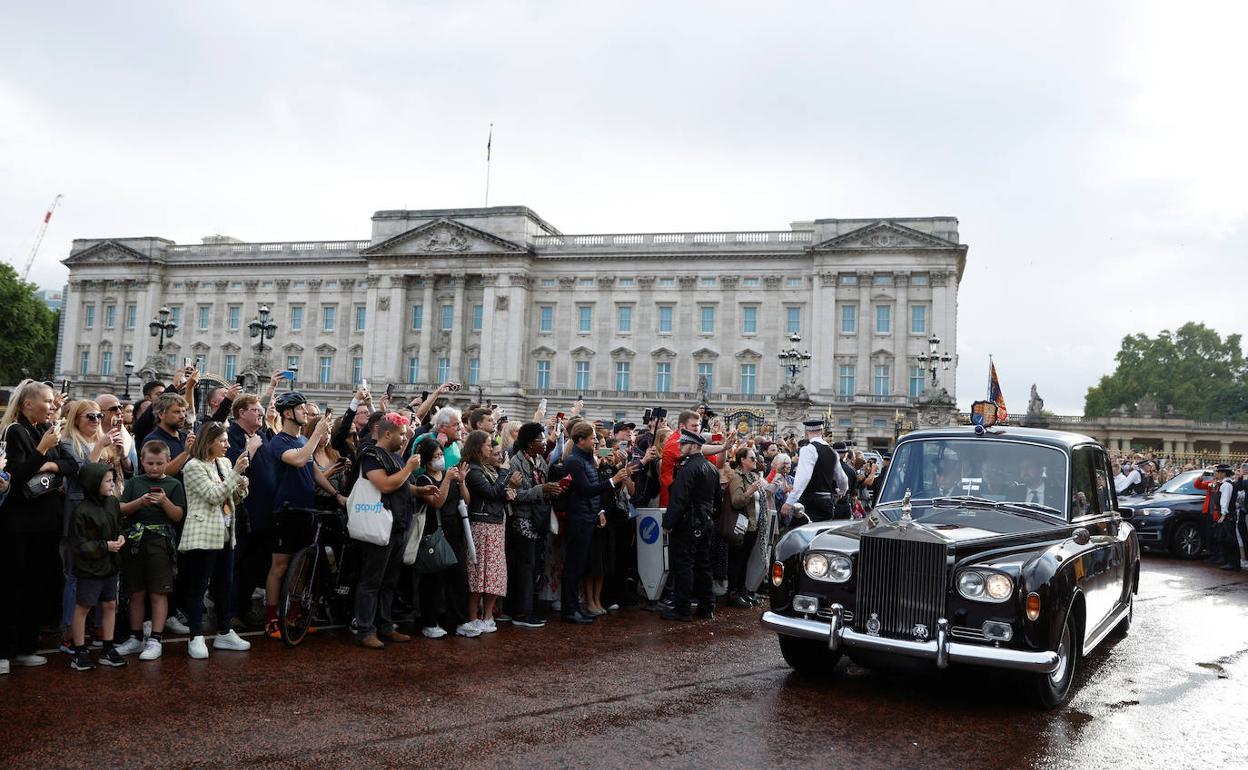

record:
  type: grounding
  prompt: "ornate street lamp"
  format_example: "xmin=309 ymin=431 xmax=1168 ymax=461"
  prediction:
xmin=148 ymin=305 xmax=178 ymax=352
xmin=916 ymin=333 xmax=953 ymax=387
xmin=122 ymin=360 xmax=135 ymax=402
xmin=777 ymin=332 xmax=812 ymax=383
xmin=249 ymin=305 xmax=277 ymax=356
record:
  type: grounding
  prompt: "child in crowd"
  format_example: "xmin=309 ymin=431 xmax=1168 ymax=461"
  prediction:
xmin=67 ymin=463 xmax=127 ymax=671
xmin=115 ymin=441 xmax=186 ymax=661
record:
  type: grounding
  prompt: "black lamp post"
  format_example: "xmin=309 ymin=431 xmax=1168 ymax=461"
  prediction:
xmin=122 ymin=360 xmax=135 ymax=402
xmin=917 ymin=333 xmax=953 ymax=387
xmin=149 ymin=305 xmax=178 ymax=352
xmin=249 ymin=305 xmax=277 ymax=356
xmin=777 ymin=332 xmax=812 ymax=384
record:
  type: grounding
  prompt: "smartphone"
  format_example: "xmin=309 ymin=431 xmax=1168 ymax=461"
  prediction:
xmin=361 ymin=378 xmax=369 ymax=391
xmin=597 ymin=447 xmax=613 ymax=458
xmin=279 ymin=370 xmax=296 ymax=381
xmin=556 ymin=412 xmax=565 ymax=420
xmin=60 ymin=379 xmax=70 ymax=395
xmin=235 ymin=375 xmax=246 ymax=387
xmin=558 ymin=476 xmax=573 ymax=491
xmin=576 ymin=394 xmax=584 ymax=404
xmin=446 ymin=382 xmax=461 ymax=392
xmin=643 ymin=408 xmax=653 ymax=424
xmin=385 ymin=383 xmax=395 ymax=398
xmin=712 ymin=433 xmax=724 ymax=443
xmin=183 ymin=357 xmax=192 ymax=368
xmin=539 ymin=398 xmax=548 ymax=412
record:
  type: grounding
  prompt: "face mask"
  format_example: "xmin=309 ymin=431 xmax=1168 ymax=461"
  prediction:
xmin=430 ymin=458 xmax=446 ymax=472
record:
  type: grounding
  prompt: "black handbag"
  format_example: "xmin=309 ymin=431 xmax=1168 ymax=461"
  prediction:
xmin=413 ymin=528 xmax=457 ymax=574
xmin=24 ymin=472 xmax=62 ymax=500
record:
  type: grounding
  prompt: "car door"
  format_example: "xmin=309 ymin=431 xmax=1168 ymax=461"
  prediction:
xmin=1070 ymin=445 xmax=1124 ymax=637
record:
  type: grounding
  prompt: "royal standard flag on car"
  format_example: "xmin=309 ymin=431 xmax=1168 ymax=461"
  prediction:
xmin=988 ymin=356 xmax=1008 ymax=423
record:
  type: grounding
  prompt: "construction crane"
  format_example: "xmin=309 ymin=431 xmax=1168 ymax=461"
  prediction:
xmin=21 ymin=193 xmax=63 ymax=281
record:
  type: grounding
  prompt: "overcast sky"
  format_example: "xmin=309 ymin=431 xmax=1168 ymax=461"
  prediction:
xmin=2 ymin=1 xmax=1244 ymax=413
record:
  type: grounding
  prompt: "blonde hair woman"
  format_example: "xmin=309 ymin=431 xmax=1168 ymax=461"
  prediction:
xmin=1 ymin=380 xmax=77 ymax=671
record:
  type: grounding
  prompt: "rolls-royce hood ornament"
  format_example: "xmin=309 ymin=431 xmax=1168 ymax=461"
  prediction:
xmin=899 ymin=488 xmax=914 ymax=529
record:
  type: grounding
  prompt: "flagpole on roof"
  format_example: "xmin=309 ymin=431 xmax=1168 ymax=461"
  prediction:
xmin=484 ymin=123 xmax=493 ymax=207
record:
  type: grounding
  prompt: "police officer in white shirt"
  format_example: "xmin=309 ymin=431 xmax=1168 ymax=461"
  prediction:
xmin=781 ymin=419 xmax=849 ymax=522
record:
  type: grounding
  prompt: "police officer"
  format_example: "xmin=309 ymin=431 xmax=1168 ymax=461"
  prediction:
xmin=782 ymin=420 xmax=848 ymax=522
xmin=1212 ymin=464 xmax=1240 ymax=571
xmin=661 ymin=429 xmax=720 ymax=621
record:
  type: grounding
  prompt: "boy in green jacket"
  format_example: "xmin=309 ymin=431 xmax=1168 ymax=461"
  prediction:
xmin=68 ymin=462 xmax=127 ymax=671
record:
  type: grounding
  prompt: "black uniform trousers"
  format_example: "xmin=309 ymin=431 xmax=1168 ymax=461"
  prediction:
xmin=505 ymin=528 xmax=538 ymax=618
xmin=801 ymin=495 xmax=837 ymax=522
xmin=561 ymin=517 xmax=595 ymax=616
xmin=670 ymin=526 xmax=714 ymax=614
xmin=0 ymin=531 xmax=61 ymax=658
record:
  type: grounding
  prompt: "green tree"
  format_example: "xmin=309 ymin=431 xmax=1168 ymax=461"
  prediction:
xmin=1084 ymin=323 xmax=1248 ymax=421
xmin=0 ymin=263 xmax=59 ymax=383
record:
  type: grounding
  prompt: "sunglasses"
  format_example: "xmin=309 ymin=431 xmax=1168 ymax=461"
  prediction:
xmin=85 ymin=413 xmax=104 ymax=421
xmin=105 ymin=405 xmax=123 ymax=412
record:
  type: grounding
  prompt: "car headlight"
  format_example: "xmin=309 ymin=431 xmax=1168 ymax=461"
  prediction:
xmin=804 ymin=552 xmax=852 ymax=583
xmin=1140 ymin=508 xmax=1170 ymax=517
xmin=957 ymin=570 xmax=1013 ymax=603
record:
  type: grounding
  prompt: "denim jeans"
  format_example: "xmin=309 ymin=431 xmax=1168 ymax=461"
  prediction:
xmin=352 ymin=522 xmax=408 ymax=636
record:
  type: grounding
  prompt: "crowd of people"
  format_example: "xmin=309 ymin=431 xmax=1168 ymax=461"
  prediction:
xmin=7 ymin=370 xmax=1241 ymax=675
xmin=0 ymin=369 xmax=890 ymax=674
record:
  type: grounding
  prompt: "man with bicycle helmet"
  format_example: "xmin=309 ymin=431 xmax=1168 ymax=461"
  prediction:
xmin=262 ymin=391 xmax=332 ymax=637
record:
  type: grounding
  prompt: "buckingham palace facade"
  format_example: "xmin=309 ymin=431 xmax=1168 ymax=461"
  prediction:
xmin=57 ymin=206 xmax=967 ymax=446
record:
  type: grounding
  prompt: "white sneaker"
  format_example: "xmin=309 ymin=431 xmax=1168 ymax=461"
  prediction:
xmin=421 ymin=626 xmax=448 ymax=639
xmin=165 ymin=614 xmax=190 ymax=635
xmin=139 ymin=639 xmax=163 ymax=661
xmin=475 ymin=618 xmax=498 ymax=634
xmin=13 ymin=654 xmax=48 ymax=667
xmin=213 ymin=630 xmax=251 ymax=651
xmin=455 ymin=622 xmax=481 ymax=638
xmin=114 ymin=637 xmax=144 ymax=656
xmin=0 ymin=658 xmax=8 ymax=675
xmin=188 ymin=636 xmax=209 ymax=659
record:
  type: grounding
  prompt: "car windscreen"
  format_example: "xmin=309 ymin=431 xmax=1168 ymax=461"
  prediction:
xmin=1156 ymin=469 xmax=1206 ymax=495
xmin=878 ymin=438 xmax=1069 ymax=517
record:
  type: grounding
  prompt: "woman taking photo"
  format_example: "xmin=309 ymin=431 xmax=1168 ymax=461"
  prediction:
xmin=462 ymin=430 xmax=514 ymax=634
xmin=180 ymin=421 xmax=252 ymax=659
xmin=726 ymin=446 xmax=765 ymax=608
xmin=412 ymin=440 xmax=467 ymax=638
xmin=58 ymin=399 xmax=124 ymax=651
xmin=1 ymin=380 xmax=76 ymax=672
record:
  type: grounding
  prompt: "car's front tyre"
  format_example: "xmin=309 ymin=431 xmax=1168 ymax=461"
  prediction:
xmin=1032 ymin=610 xmax=1079 ymax=708
xmin=1169 ymin=520 xmax=1203 ymax=559
xmin=778 ymin=634 xmax=843 ymax=677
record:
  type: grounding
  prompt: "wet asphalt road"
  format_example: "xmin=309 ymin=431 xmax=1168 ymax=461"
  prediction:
xmin=1 ymin=555 xmax=1245 ymax=770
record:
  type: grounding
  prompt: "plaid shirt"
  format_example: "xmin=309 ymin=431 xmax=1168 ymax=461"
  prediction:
xmin=179 ymin=457 xmax=248 ymax=552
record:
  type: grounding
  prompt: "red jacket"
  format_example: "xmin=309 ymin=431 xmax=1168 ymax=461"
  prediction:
xmin=1194 ymin=476 xmax=1219 ymax=522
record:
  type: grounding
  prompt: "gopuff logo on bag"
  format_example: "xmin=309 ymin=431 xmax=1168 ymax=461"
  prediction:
xmin=354 ymin=502 xmax=386 ymax=514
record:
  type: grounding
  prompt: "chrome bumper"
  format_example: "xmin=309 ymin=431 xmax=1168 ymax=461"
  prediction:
xmin=762 ymin=606 xmax=1059 ymax=675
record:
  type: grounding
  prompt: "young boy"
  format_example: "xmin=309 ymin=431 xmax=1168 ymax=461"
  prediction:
xmin=68 ymin=463 xmax=128 ymax=671
xmin=116 ymin=441 xmax=186 ymax=660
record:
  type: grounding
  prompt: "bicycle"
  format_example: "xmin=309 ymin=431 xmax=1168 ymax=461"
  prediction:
xmin=278 ymin=507 xmax=358 ymax=647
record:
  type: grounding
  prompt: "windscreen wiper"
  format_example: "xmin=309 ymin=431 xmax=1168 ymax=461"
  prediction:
xmin=1001 ymin=500 xmax=1063 ymax=517
xmin=931 ymin=495 xmax=1001 ymax=509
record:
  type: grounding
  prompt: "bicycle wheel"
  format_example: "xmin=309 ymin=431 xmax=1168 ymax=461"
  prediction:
xmin=279 ymin=545 xmax=320 ymax=648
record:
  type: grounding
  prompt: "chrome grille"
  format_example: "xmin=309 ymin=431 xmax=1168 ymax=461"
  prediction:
xmin=815 ymin=607 xmax=855 ymax=624
xmin=854 ymin=536 xmax=948 ymax=639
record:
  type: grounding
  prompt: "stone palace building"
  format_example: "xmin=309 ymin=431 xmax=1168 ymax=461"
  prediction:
xmin=57 ymin=206 xmax=967 ymax=448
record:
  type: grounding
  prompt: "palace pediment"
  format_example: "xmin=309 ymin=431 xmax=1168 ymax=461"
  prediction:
xmin=813 ymin=220 xmax=959 ymax=251
xmin=362 ymin=218 xmax=529 ymax=257
xmin=62 ymin=240 xmax=164 ymax=267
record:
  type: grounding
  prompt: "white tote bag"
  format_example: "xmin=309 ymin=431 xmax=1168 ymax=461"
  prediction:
xmin=346 ymin=474 xmax=393 ymax=546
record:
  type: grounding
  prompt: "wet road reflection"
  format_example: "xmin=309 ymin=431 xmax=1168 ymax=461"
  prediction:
xmin=0 ymin=556 xmax=1244 ymax=769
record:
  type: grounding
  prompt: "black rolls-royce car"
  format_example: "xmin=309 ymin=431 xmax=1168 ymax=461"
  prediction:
xmin=763 ymin=426 xmax=1139 ymax=708
xmin=1118 ymin=469 xmax=1211 ymax=558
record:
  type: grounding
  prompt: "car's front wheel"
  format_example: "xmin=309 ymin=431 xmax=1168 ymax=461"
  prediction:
xmin=777 ymin=635 xmax=843 ymax=677
xmin=1032 ymin=610 xmax=1079 ymax=708
xmin=1169 ymin=520 xmax=1203 ymax=559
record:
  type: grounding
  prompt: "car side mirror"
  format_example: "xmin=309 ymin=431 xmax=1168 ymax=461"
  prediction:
xmin=1072 ymin=527 xmax=1091 ymax=546
xmin=1118 ymin=506 xmax=1134 ymax=520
